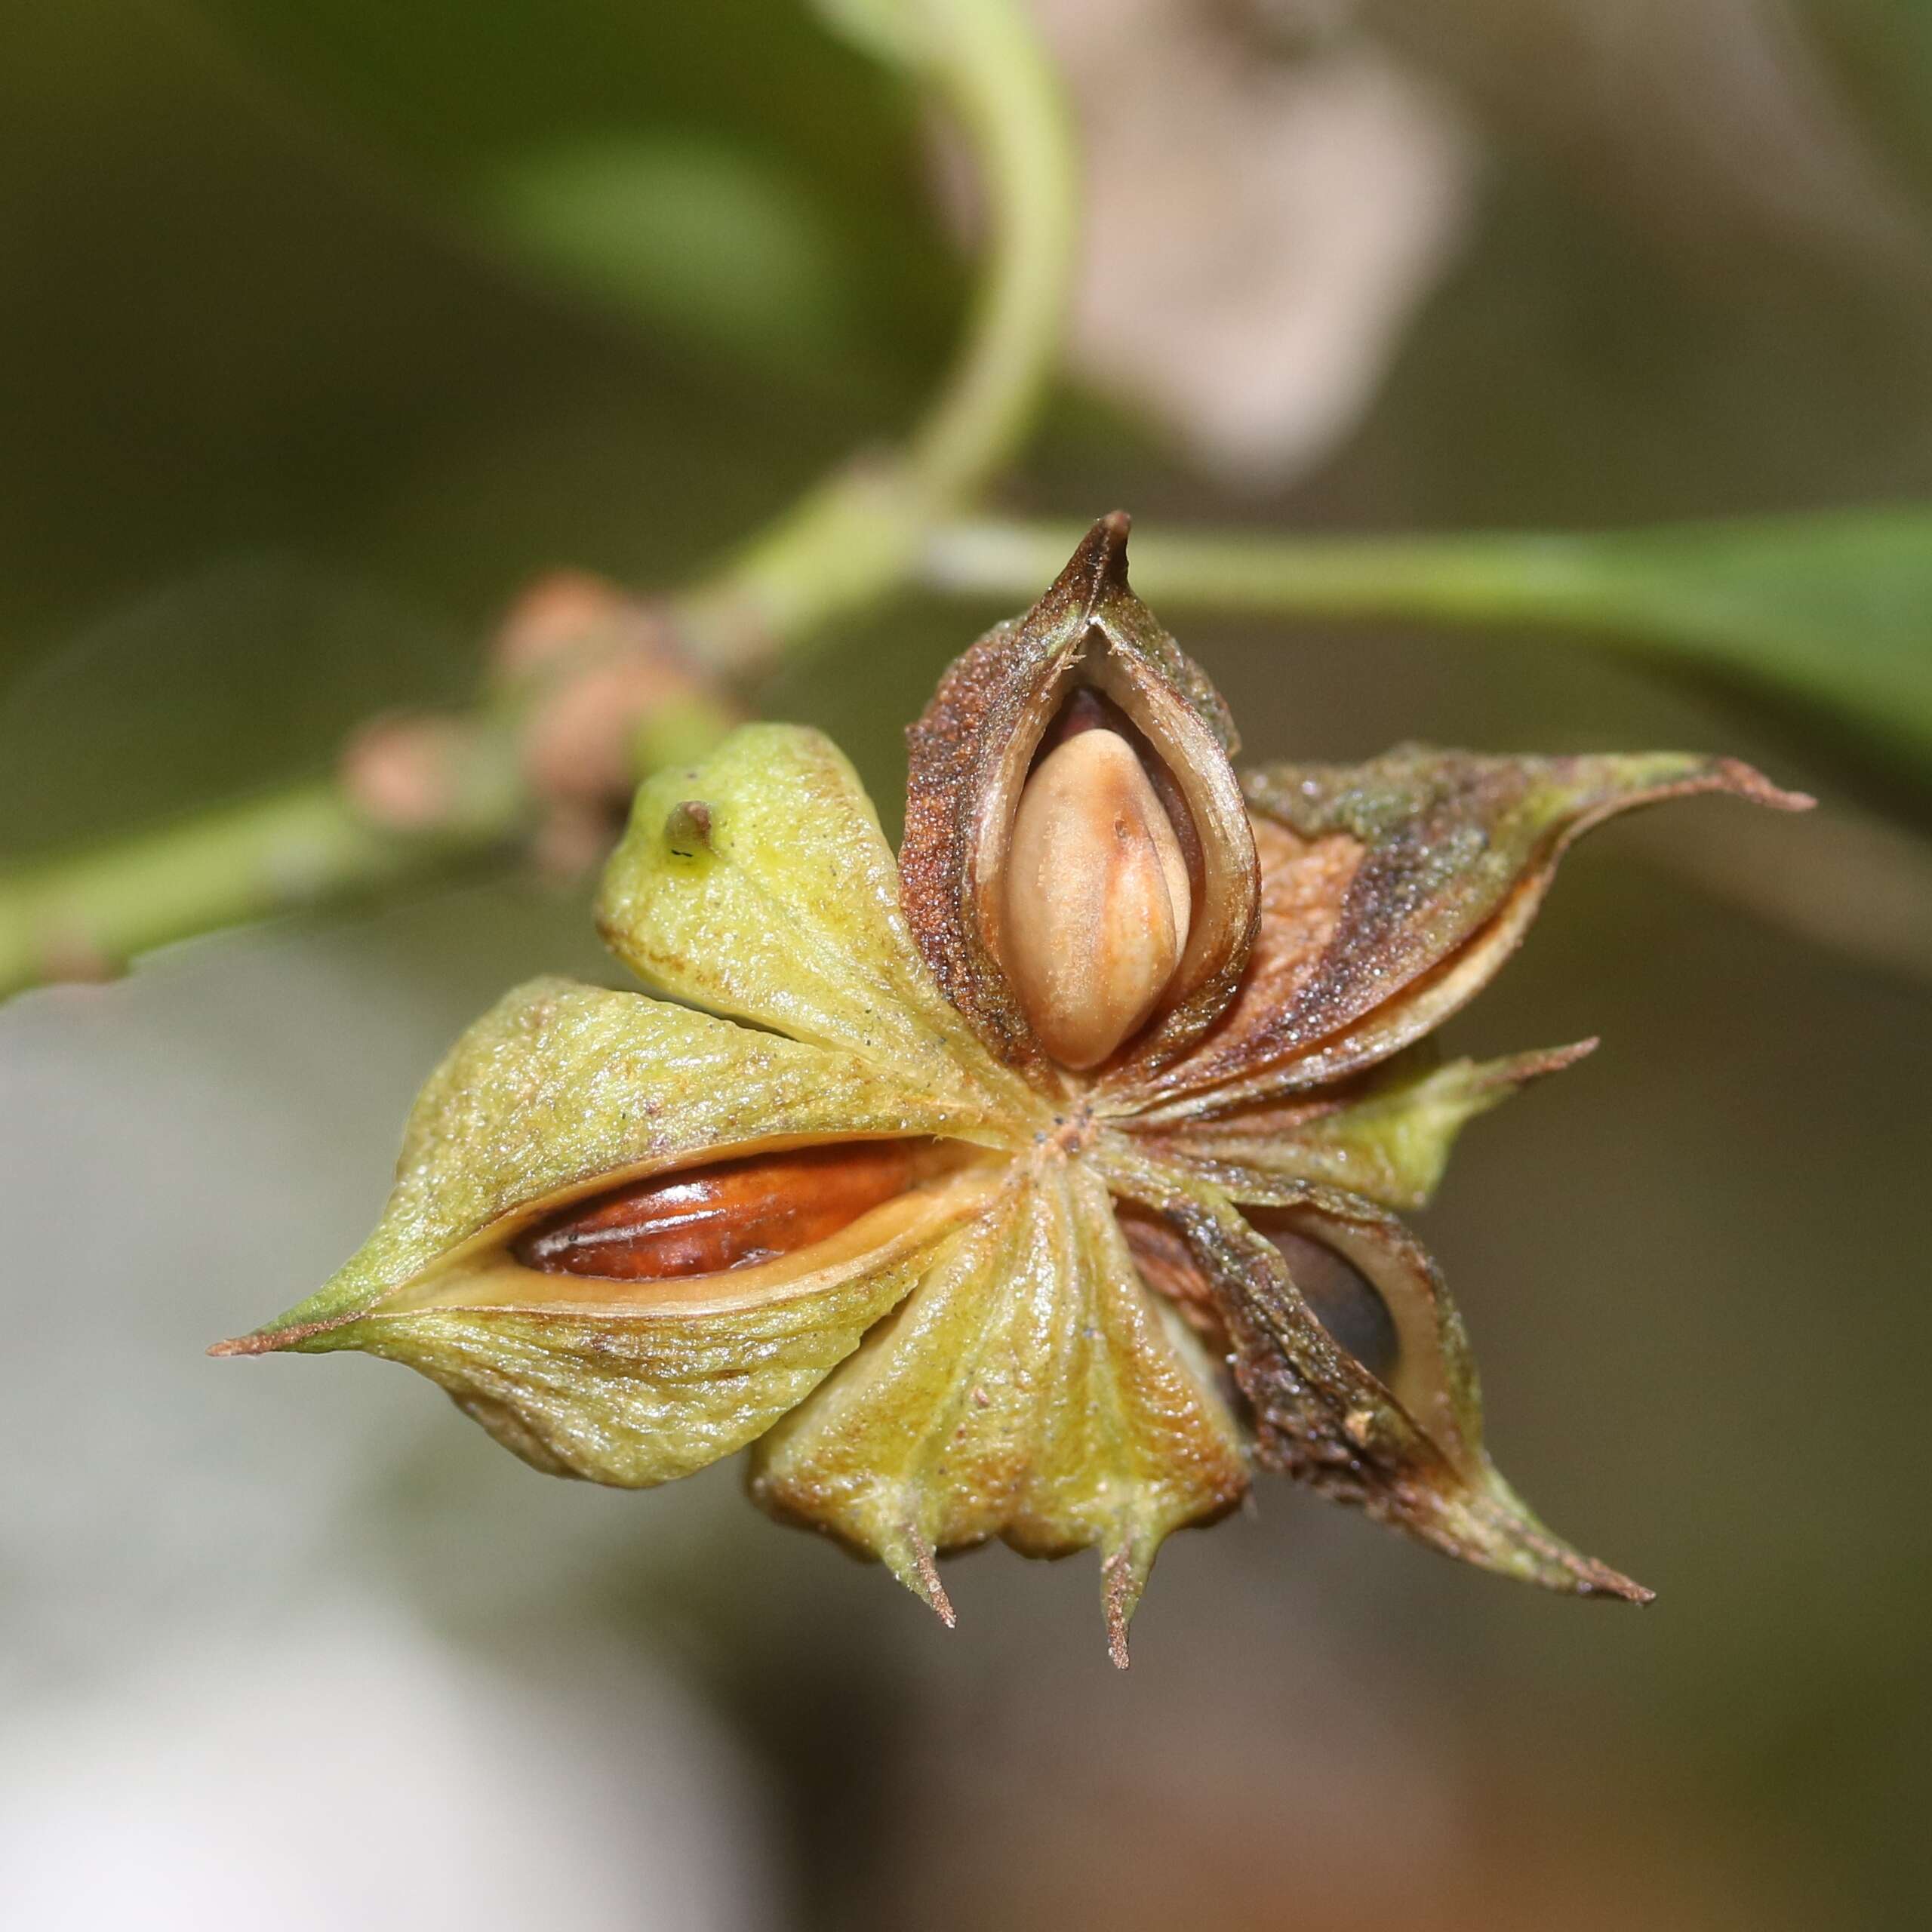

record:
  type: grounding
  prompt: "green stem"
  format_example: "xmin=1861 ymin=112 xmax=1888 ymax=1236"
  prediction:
xmin=677 ymin=0 xmax=1078 ymax=670
xmin=0 ymin=784 xmax=479 ymax=995
xmin=921 ymin=518 xmax=1626 ymax=628
xmin=902 ymin=0 xmax=1080 ymax=500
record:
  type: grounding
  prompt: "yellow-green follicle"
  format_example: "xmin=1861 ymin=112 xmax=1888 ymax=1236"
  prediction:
xmin=749 ymin=1158 xmax=1247 ymax=1656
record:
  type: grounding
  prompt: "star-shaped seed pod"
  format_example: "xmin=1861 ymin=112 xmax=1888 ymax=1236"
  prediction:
xmin=217 ymin=515 xmax=1808 ymax=1665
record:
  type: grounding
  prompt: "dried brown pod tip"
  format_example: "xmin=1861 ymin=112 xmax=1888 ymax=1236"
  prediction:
xmin=1003 ymin=727 xmax=1192 ymax=1069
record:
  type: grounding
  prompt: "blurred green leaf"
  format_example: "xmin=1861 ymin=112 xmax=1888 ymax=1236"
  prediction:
xmin=191 ymin=0 xmax=955 ymax=385
xmin=1497 ymin=508 xmax=1932 ymax=776
xmin=0 ymin=560 xmax=469 ymax=861
xmin=486 ymin=137 xmax=864 ymax=385
xmin=1814 ymin=0 xmax=1932 ymax=218
xmin=808 ymin=0 xmax=931 ymax=69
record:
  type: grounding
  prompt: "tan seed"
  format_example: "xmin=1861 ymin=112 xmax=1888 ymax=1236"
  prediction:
xmin=1003 ymin=727 xmax=1192 ymax=1069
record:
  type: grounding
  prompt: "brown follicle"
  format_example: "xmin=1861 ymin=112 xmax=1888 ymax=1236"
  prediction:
xmin=1003 ymin=726 xmax=1192 ymax=1069
xmin=901 ymin=513 xmax=1259 ymax=1081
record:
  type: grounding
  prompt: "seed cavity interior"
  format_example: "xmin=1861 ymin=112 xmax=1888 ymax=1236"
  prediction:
xmin=1003 ymin=721 xmax=1193 ymax=1071
xmin=1257 ymin=1222 xmax=1399 ymax=1383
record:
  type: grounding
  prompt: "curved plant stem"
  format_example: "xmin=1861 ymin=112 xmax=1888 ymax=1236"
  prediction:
xmin=902 ymin=0 xmax=1080 ymax=500
xmin=676 ymin=0 xmax=1078 ymax=670
xmin=0 ymin=785 xmax=449 ymax=994
xmin=0 ymin=0 xmax=1078 ymax=1002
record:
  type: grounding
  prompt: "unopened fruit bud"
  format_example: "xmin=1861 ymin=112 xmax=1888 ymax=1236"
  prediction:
xmin=1003 ymin=728 xmax=1191 ymax=1069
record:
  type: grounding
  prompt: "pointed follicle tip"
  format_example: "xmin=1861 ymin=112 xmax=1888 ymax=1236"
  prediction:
xmin=1102 ymin=1548 xmax=1139 ymax=1669
xmin=909 ymin=1532 xmax=957 ymax=1630
xmin=1714 ymin=758 xmax=1814 ymax=814
xmin=207 ymin=1324 xmax=312 ymax=1357
xmin=1090 ymin=509 xmax=1132 ymax=585
xmin=1587 ymin=1564 xmax=1656 ymax=1606
xmin=1053 ymin=511 xmax=1134 ymax=611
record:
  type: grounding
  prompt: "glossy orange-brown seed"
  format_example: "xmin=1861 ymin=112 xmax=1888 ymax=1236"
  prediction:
xmin=514 ymin=1140 xmax=921 ymax=1281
